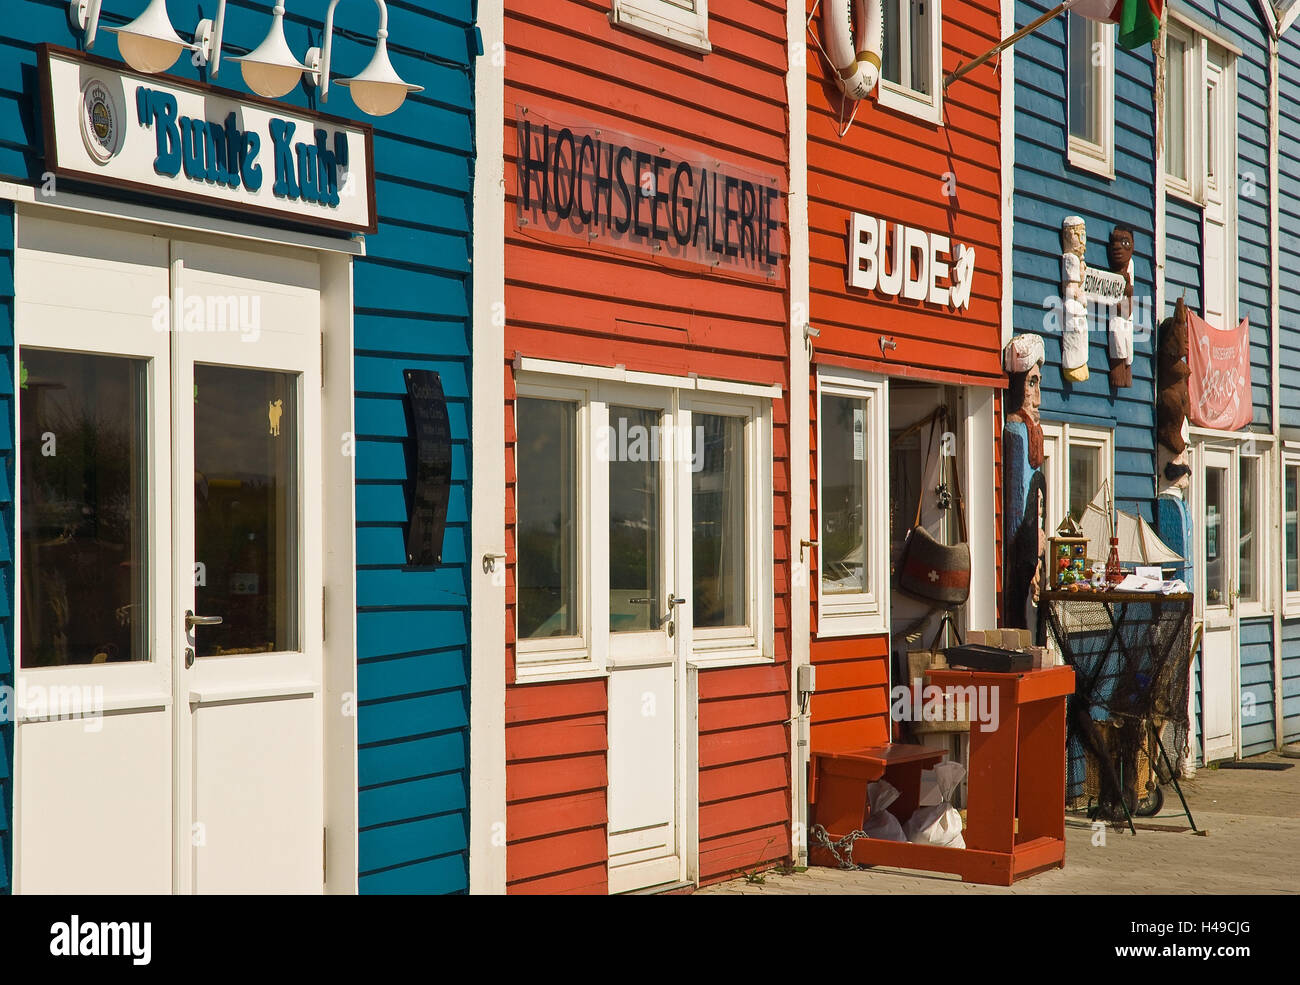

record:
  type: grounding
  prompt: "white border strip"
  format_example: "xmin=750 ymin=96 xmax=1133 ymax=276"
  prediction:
xmin=469 ymin=0 xmax=509 ymax=896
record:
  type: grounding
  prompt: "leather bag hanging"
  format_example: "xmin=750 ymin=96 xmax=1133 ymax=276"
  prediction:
xmin=895 ymin=412 xmax=971 ymax=606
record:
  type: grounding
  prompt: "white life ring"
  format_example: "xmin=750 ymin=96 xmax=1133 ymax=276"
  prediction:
xmin=822 ymin=0 xmax=883 ymax=101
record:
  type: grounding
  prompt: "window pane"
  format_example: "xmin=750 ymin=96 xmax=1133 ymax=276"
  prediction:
xmin=517 ymin=398 xmax=578 ymax=639
xmin=693 ymin=414 xmax=747 ymax=629
xmin=822 ymin=395 xmax=868 ymax=596
xmin=910 ymin=1 xmax=931 ymax=96
xmin=1205 ymin=466 xmax=1227 ymax=605
xmin=1166 ymin=37 xmax=1186 ymax=179
xmin=1205 ymin=83 xmax=1218 ymax=183
xmin=1239 ymin=458 xmax=1256 ymax=603
xmin=609 ymin=406 xmax=662 ymax=633
xmin=1068 ymin=14 xmax=1098 ymax=143
xmin=1287 ymin=466 xmax=1299 ymax=594
xmin=20 ymin=350 xmax=148 ymax=667
xmin=1068 ymin=444 xmax=1102 ymax=523
xmin=193 ymin=365 xmax=298 ymax=656
xmin=882 ymin=0 xmax=902 ymax=85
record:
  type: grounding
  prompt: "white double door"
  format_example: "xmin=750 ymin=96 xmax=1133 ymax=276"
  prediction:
xmin=1196 ymin=444 xmax=1239 ymax=764
xmin=14 ymin=212 xmax=324 ymax=893
xmin=603 ymin=386 xmax=690 ymax=894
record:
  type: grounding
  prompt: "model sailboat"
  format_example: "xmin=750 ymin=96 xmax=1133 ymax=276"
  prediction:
xmin=1078 ymin=481 xmax=1183 ymax=567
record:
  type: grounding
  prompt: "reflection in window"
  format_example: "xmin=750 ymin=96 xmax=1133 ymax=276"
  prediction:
xmin=517 ymin=398 xmax=578 ymax=639
xmin=20 ymin=350 xmax=148 ymax=667
xmin=1068 ymin=13 xmax=1103 ymax=145
xmin=609 ymin=406 xmax=661 ymax=633
xmin=693 ymin=414 xmax=747 ymax=629
xmin=882 ymin=0 xmax=933 ymax=96
xmin=822 ymin=395 xmax=868 ymax=596
xmin=1287 ymin=466 xmax=1299 ymax=594
xmin=1165 ymin=34 xmax=1187 ymax=180
xmin=1239 ymin=458 xmax=1256 ymax=603
xmin=1205 ymin=467 xmax=1226 ymax=605
xmin=194 ymin=365 xmax=298 ymax=657
xmin=1068 ymin=444 xmax=1101 ymax=522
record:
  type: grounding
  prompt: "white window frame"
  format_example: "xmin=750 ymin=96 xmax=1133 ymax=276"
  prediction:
xmin=877 ymin=0 xmax=944 ymax=126
xmin=1066 ymin=13 xmax=1116 ymax=179
xmin=1283 ymin=447 xmax=1300 ymax=616
xmin=1038 ymin=421 xmax=1114 ymax=533
xmin=513 ymin=377 xmax=599 ymax=682
xmin=1163 ymin=21 xmax=1197 ymax=199
xmin=513 ymin=368 xmax=774 ymax=682
xmin=683 ymin=389 xmax=775 ymax=667
xmin=816 ymin=368 xmax=889 ymax=638
xmin=1235 ymin=449 xmax=1270 ymax=618
xmin=610 ymin=0 xmax=711 ymax=54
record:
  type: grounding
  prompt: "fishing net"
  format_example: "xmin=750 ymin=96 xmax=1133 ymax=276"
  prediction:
xmin=1040 ymin=594 xmax=1193 ymax=819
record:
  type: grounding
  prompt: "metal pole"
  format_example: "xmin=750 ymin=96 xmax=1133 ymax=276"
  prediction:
xmin=944 ymin=0 xmax=1074 ymax=89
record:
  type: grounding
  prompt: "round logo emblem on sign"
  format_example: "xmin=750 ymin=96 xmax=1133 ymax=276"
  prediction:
xmin=80 ymin=79 xmax=122 ymax=164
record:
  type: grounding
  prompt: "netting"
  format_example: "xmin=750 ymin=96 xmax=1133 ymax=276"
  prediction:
xmin=1039 ymin=593 xmax=1193 ymax=819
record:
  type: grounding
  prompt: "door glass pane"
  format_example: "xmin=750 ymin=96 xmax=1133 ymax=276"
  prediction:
xmin=1287 ymin=466 xmax=1299 ymax=594
xmin=193 ymin=365 xmax=298 ymax=656
xmin=693 ymin=414 xmax=747 ymax=629
xmin=1068 ymin=444 xmax=1102 ymax=523
xmin=20 ymin=350 xmax=148 ymax=667
xmin=1165 ymin=37 xmax=1186 ymax=179
xmin=1205 ymin=466 xmax=1226 ymax=605
xmin=609 ymin=406 xmax=662 ymax=633
xmin=1239 ymin=458 xmax=1256 ymax=603
xmin=822 ymin=394 xmax=868 ymax=596
xmin=516 ymin=398 xmax=578 ymax=639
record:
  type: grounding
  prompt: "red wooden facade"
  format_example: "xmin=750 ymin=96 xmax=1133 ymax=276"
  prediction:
xmin=502 ymin=0 xmax=793 ymax=894
xmin=805 ymin=0 xmax=1007 ymax=747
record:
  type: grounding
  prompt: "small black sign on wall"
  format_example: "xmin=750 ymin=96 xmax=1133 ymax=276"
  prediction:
xmin=403 ymin=369 xmax=452 ymax=566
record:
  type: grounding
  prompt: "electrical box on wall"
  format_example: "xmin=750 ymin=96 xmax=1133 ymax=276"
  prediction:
xmin=797 ymin=663 xmax=817 ymax=695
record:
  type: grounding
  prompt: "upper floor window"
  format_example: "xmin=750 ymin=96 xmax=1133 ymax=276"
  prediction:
xmin=1067 ymin=12 xmax=1115 ymax=177
xmin=879 ymin=0 xmax=943 ymax=124
xmin=1165 ymin=21 xmax=1236 ymax=205
xmin=610 ymin=0 xmax=711 ymax=53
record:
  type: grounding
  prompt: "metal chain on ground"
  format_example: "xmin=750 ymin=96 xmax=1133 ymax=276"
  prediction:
xmin=810 ymin=823 xmax=868 ymax=871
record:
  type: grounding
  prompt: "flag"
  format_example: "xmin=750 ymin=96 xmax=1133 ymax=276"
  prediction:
xmin=1071 ymin=0 xmax=1163 ymax=50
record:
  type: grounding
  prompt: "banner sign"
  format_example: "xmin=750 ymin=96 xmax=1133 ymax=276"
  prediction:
xmin=39 ymin=45 xmax=376 ymax=234
xmin=514 ymin=105 xmax=785 ymax=280
xmin=1187 ymin=309 xmax=1253 ymax=431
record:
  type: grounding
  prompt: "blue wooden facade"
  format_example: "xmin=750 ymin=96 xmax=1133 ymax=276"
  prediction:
xmin=0 ymin=0 xmax=476 ymax=894
xmin=1160 ymin=1 xmax=1275 ymax=761
xmin=1011 ymin=1 xmax=1159 ymax=526
xmin=1278 ymin=12 xmax=1300 ymax=748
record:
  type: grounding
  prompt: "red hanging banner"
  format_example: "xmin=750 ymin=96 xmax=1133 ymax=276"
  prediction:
xmin=1187 ymin=310 xmax=1253 ymax=431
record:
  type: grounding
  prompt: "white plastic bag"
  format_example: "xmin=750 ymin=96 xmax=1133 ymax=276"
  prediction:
xmin=862 ymin=779 xmax=907 ymax=842
xmin=904 ymin=761 xmax=967 ymax=849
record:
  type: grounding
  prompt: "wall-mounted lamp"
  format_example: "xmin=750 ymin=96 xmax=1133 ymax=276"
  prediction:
xmin=71 ymin=0 xmax=192 ymax=74
xmin=196 ymin=1 xmax=311 ymax=99
xmin=305 ymin=0 xmax=422 ymax=117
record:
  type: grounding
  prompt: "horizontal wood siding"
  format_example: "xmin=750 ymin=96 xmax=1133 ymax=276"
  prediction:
xmin=1013 ymin=1 xmax=1158 ymax=521
xmin=1238 ymin=617 xmax=1274 ymax=757
xmin=1283 ymin=619 xmax=1300 ymax=744
xmin=503 ymin=0 xmax=792 ymax=891
xmin=0 ymin=0 xmax=478 ymax=894
xmin=1279 ymin=32 xmax=1300 ymax=429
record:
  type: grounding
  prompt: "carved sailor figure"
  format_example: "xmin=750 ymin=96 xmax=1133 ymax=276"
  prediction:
xmin=1107 ymin=225 xmax=1136 ymax=388
xmin=1060 ymin=215 xmax=1090 ymax=382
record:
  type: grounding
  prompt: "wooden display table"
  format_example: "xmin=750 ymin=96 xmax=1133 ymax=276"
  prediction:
xmin=809 ymin=664 xmax=1076 ymax=886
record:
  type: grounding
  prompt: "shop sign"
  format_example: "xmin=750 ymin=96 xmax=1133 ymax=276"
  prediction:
xmin=39 ymin=46 xmax=376 ymax=234
xmin=1080 ymin=266 xmax=1127 ymax=305
xmin=514 ymin=106 xmax=785 ymax=280
xmin=847 ymin=212 xmax=976 ymax=311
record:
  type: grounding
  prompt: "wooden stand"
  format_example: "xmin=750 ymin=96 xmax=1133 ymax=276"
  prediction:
xmin=809 ymin=665 xmax=1076 ymax=886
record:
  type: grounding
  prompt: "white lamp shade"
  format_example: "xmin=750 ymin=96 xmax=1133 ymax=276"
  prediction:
xmin=232 ymin=17 xmax=309 ymax=99
xmin=105 ymin=0 xmax=187 ymax=74
xmin=336 ymin=36 xmax=422 ymax=116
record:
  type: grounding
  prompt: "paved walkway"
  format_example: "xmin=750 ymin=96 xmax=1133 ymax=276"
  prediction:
xmin=698 ymin=752 xmax=1300 ymax=895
